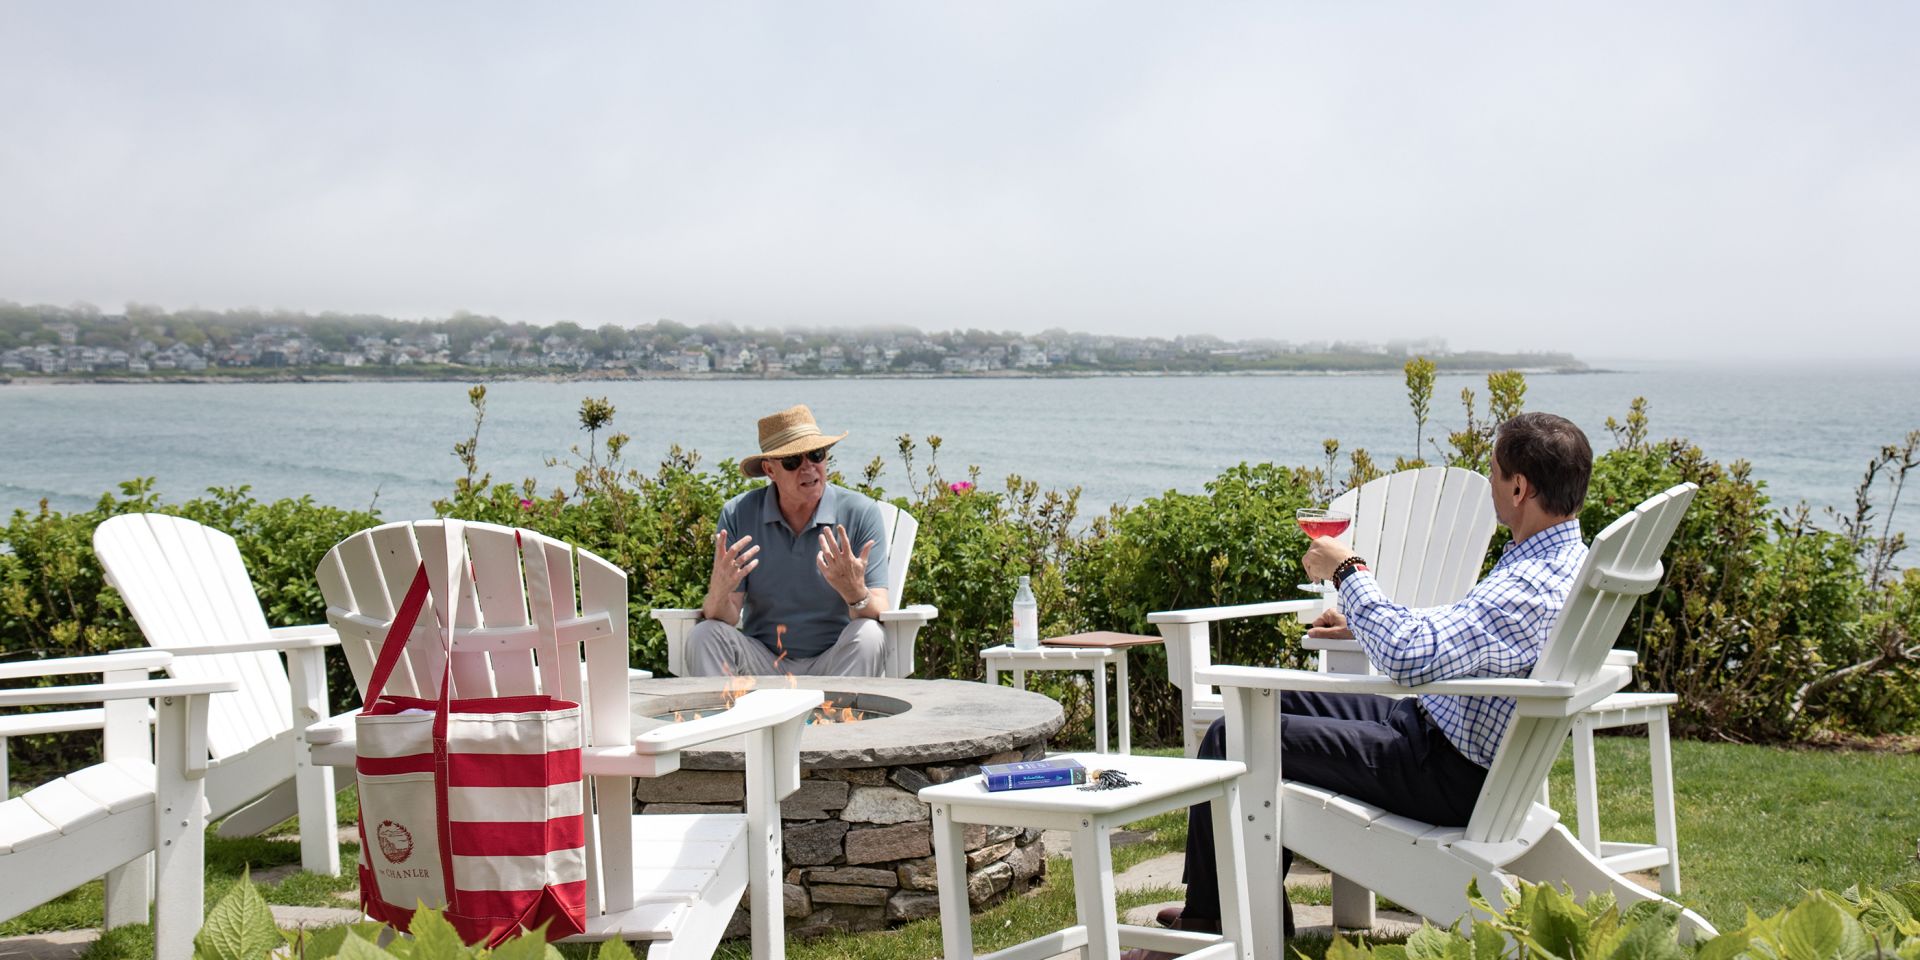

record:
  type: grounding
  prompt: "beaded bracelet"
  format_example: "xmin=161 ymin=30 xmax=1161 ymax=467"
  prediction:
xmin=1331 ymin=556 xmax=1370 ymax=588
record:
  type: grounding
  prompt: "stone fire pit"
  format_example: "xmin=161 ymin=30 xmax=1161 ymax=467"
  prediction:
xmin=628 ymin=676 xmax=1066 ymax=937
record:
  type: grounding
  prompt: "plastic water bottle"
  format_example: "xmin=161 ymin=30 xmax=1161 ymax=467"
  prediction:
xmin=1012 ymin=575 xmax=1040 ymax=649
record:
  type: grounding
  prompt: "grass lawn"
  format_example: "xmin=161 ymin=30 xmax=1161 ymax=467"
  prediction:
xmin=5 ymin=736 xmax=1917 ymax=959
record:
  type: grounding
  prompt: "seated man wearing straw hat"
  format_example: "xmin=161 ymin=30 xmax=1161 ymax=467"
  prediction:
xmin=686 ymin=404 xmax=892 ymax=677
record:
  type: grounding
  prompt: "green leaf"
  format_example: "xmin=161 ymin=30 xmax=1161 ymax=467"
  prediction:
xmin=1694 ymin=930 xmax=1753 ymax=960
xmin=1408 ymin=924 xmax=1468 ymax=960
xmin=194 ymin=871 xmax=285 ymax=960
xmin=297 ymin=924 xmax=353 ymax=960
xmin=336 ymin=933 xmax=403 ymax=960
xmin=1594 ymin=907 xmax=1690 ymax=960
xmin=1327 ymin=935 xmax=1381 ymax=960
xmin=593 ymin=938 xmax=639 ymax=960
xmin=406 ymin=906 xmax=468 ymax=960
xmin=1472 ymin=920 xmax=1511 ymax=960
xmin=487 ymin=926 xmax=563 ymax=960
xmin=1775 ymin=895 xmax=1871 ymax=960
xmin=1894 ymin=935 xmax=1920 ymax=960
xmin=1527 ymin=884 xmax=1588 ymax=960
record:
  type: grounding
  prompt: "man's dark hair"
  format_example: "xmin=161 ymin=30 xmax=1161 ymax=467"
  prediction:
xmin=1493 ymin=412 xmax=1593 ymax=516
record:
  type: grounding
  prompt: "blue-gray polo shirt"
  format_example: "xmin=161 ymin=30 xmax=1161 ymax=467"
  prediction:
xmin=715 ymin=483 xmax=890 ymax=660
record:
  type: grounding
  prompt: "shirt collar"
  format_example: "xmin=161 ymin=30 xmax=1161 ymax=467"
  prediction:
xmin=759 ymin=482 xmax=839 ymax=531
xmin=1499 ymin=518 xmax=1584 ymax=564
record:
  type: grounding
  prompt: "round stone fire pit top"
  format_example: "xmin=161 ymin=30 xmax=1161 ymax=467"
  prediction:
xmin=629 ymin=676 xmax=1065 ymax=770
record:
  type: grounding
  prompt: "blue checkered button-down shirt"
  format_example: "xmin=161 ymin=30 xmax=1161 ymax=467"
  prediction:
xmin=1336 ymin=519 xmax=1588 ymax=767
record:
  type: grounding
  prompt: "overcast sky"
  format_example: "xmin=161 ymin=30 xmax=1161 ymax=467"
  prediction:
xmin=2 ymin=3 xmax=1916 ymax=361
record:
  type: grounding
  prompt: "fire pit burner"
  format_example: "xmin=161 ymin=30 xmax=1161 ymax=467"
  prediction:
xmin=647 ymin=690 xmax=909 ymax=725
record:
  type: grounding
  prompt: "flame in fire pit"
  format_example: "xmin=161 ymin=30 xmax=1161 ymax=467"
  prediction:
xmin=701 ymin=630 xmax=871 ymax=724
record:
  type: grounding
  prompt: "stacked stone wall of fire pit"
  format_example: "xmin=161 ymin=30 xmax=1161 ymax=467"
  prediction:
xmin=633 ymin=741 xmax=1051 ymax=937
xmin=628 ymin=676 xmax=1068 ymax=939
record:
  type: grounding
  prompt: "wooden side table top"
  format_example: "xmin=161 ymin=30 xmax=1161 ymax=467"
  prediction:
xmin=1041 ymin=631 xmax=1162 ymax=649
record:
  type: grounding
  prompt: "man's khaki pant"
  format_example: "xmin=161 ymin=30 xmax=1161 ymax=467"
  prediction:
xmin=684 ymin=618 xmax=889 ymax=677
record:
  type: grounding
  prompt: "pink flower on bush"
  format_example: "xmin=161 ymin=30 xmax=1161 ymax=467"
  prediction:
xmin=519 ymin=498 xmax=535 ymax=510
xmin=949 ymin=482 xmax=974 ymax=494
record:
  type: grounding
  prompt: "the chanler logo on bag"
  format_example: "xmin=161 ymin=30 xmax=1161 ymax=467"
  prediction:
xmin=376 ymin=820 xmax=415 ymax=864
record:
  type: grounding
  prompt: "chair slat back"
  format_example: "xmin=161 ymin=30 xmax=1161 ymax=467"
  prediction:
xmin=319 ymin=519 xmax=632 ymax=921
xmin=94 ymin=514 xmax=291 ymax=759
xmin=877 ymin=501 xmax=917 ymax=601
xmin=1463 ymin=483 xmax=1696 ymax=843
xmin=1328 ymin=466 xmax=1495 ymax=609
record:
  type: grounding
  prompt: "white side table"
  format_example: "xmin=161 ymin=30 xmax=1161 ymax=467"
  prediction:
xmin=920 ymin=752 xmax=1253 ymax=960
xmin=1570 ymin=690 xmax=1682 ymax=894
xmin=982 ymin=632 xmax=1158 ymax=754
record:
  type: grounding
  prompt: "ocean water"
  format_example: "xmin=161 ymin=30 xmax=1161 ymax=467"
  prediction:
xmin=3 ymin=366 xmax=1916 ymax=547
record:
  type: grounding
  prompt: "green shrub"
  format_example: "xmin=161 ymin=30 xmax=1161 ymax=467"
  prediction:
xmin=5 ymin=379 xmax=1916 ymax=765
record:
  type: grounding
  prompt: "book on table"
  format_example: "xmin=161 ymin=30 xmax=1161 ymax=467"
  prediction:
xmin=981 ymin=758 xmax=1086 ymax=791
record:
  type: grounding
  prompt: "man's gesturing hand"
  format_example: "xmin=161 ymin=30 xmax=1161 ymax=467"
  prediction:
xmin=815 ymin=524 xmax=874 ymax=600
xmin=711 ymin=530 xmax=759 ymax=594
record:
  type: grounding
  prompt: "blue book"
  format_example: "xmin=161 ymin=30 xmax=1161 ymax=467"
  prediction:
xmin=981 ymin=758 xmax=1086 ymax=792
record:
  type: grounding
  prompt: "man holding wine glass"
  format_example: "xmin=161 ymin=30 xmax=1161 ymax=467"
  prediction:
xmin=1128 ymin=412 xmax=1595 ymax=958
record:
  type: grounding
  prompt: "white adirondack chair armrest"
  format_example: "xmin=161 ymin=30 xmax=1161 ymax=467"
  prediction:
xmin=1148 ymin=598 xmax=1320 ymax=625
xmin=1604 ymin=648 xmax=1639 ymax=667
xmin=305 ymin=714 xmax=352 ymax=746
xmin=1195 ymin=663 xmax=1632 ymax=717
xmin=0 ymin=709 xmax=106 ymax=738
xmin=268 ymin=623 xmax=340 ymax=644
xmin=878 ymin=604 xmax=937 ymax=623
xmin=649 ymin=608 xmax=702 ymax=623
xmin=154 ymin=634 xmax=339 ymax=655
xmin=0 ymin=650 xmax=172 ymax=681
xmin=630 ymin=688 xmax=823 ymax=755
xmin=0 ymin=676 xmax=238 ymax=709
xmin=1300 ymin=637 xmax=1363 ymax=653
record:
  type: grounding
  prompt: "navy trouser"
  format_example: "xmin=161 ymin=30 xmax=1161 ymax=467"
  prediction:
xmin=1181 ymin=691 xmax=1488 ymax=929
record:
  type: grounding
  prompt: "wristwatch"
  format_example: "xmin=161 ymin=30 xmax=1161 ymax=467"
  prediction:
xmin=848 ymin=593 xmax=872 ymax=611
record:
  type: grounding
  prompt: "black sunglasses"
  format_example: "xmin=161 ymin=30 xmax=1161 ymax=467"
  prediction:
xmin=778 ymin=448 xmax=830 ymax=471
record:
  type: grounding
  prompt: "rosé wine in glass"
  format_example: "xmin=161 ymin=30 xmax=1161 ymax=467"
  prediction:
xmin=1295 ymin=508 xmax=1352 ymax=541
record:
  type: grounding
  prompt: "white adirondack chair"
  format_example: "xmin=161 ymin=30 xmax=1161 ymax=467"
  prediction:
xmin=305 ymin=519 xmax=819 ymax=959
xmin=0 ymin=651 xmax=235 ymax=960
xmin=92 ymin=513 xmax=347 ymax=875
xmin=654 ymin=500 xmax=938 ymax=678
xmin=1151 ymin=466 xmax=1499 ymax=755
xmin=1188 ymin=483 xmax=1708 ymax=960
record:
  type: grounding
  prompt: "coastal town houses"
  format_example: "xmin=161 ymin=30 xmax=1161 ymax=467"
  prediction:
xmin=0 ymin=306 xmax=1537 ymax=381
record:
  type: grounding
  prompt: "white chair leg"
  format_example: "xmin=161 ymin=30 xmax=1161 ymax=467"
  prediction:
xmin=152 ymin=693 xmax=211 ymax=960
xmin=102 ymin=854 xmax=152 ymax=929
xmin=931 ymin=804 xmax=974 ymax=960
xmin=1571 ymin=717 xmax=1602 ymax=856
xmin=286 ymin=646 xmax=342 ymax=875
xmin=1116 ymin=654 xmax=1132 ymax=756
xmin=1648 ymin=709 xmax=1681 ymax=895
xmin=1329 ymin=874 xmax=1377 ymax=931
xmin=1211 ymin=781 xmax=1254 ymax=959
xmin=1073 ymin=816 xmax=1120 ymax=960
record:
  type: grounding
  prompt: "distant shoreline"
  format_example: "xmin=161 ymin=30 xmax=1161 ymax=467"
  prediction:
xmin=0 ymin=366 xmax=1607 ymax=387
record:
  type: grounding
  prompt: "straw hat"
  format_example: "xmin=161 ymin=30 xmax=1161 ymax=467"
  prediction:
xmin=740 ymin=404 xmax=848 ymax=478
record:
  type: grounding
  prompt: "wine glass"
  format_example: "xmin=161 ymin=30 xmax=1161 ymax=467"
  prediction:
xmin=1296 ymin=507 xmax=1353 ymax=592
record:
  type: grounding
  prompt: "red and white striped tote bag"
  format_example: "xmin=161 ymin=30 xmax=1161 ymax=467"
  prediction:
xmin=354 ymin=522 xmax=589 ymax=946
